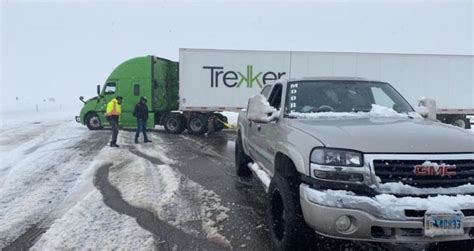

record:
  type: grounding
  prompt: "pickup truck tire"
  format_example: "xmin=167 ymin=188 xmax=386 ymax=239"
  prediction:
xmin=235 ymin=133 xmax=252 ymax=177
xmin=267 ymin=174 xmax=310 ymax=250
xmin=164 ymin=114 xmax=186 ymax=134
xmin=85 ymin=113 xmax=102 ymax=130
xmin=187 ymin=114 xmax=208 ymax=135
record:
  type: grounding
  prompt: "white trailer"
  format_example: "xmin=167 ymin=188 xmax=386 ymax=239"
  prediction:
xmin=179 ymin=48 xmax=473 ymax=128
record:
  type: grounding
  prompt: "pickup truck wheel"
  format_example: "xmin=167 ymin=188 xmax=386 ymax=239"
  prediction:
xmin=267 ymin=174 xmax=310 ymax=250
xmin=187 ymin=114 xmax=208 ymax=135
xmin=85 ymin=113 xmax=102 ymax=130
xmin=164 ymin=114 xmax=185 ymax=134
xmin=235 ymin=133 xmax=252 ymax=177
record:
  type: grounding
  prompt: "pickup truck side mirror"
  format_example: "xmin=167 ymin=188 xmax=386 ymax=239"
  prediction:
xmin=247 ymin=94 xmax=279 ymax=124
xmin=417 ymin=97 xmax=437 ymax=120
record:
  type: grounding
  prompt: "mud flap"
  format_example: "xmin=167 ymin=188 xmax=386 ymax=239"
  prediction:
xmin=207 ymin=117 xmax=215 ymax=134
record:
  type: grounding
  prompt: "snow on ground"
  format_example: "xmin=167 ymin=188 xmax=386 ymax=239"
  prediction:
xmin=0 ymin=105 xmax=234 ymax=248
xmin=109 ymin=133 xmax=230 ymax=246
xmin=0 ymin=106 xmax=155 ymax=249
xmin=93 ymin=132 xmax=231 ymax=247
xmin=32 ymin=191 xmax=155 ymax=250
xmin=0 ymin=107 xmax=96 ymax=247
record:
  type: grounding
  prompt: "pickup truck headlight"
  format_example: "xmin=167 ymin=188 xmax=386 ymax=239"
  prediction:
xmin=311 ymin=148 xmax=363 ymax=167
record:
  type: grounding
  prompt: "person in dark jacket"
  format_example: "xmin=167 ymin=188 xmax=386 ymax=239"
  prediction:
xmin=133 ymin=96 xmax=152 ymax=143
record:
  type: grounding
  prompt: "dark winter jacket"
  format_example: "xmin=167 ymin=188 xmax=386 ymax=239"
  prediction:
xmin=133 ymin=102 xmax=149 ymax=120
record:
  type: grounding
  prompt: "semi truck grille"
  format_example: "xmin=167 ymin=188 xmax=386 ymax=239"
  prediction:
xmin=373 ymin=159 xmax=474 ymax=188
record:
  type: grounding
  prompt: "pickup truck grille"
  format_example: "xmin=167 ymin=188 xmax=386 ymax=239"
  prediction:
xmin=373 ymin=159 xmax=474 ymax=188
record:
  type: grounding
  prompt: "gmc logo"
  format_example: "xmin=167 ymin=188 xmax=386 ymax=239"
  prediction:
xmin=413 ymin=164 xmax=457 ymax=176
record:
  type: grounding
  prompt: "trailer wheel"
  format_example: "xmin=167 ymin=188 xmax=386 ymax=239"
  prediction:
xmin=450 ymin=116 xmax=467 ymax=129
xmin=187 ymin=114 xmax=208 ymax=135
xmin=85 ymin=113 xmax=102 ymax=130
xmin=164 ymin=114 xmax=185 ymax=134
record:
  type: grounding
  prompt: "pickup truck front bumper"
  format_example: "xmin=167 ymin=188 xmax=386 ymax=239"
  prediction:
xmin=300 ymin=184 xmax=474 ymax=242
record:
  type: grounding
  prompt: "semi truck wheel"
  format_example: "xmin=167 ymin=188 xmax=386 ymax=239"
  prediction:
xmin=85 ymin=113 xmax=102 ymax=130
xmin=450 ymin=116 xmax=468 ymax=129
xmin=164 ymin=114 xmax=185 ymax=134
xmin=235 ymin=133 xmax=252 ymax=177
xmin=187 ymin=114 xmax=208 ymax=135
xmin=267 ymin=173 xmax=311 ymax=250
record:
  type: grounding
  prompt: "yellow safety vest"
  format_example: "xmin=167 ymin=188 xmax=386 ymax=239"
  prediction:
xmin=106 ymin=98 xmax=121 ymax=116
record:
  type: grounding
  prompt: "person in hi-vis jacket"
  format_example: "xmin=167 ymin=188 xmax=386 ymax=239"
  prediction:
xmin=106 ymin=96 xmax=123 ymax=147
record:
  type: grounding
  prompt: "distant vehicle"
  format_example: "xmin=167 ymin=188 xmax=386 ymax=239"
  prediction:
xmin=76 ymin=49 xmax=473 ymax=133
xmin=236 ymin=77 xmax=474 ymax=249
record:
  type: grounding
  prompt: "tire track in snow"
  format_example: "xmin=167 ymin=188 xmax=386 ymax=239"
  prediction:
xmin=93 ymin=162 xmax=227 ymax=250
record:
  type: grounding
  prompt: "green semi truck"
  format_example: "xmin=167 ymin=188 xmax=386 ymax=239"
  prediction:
xmin=76 ymin=55 xmax=228 ymax=135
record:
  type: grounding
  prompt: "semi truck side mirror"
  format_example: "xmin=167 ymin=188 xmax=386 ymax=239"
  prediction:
xmin=97 ymin=85 xmax=101 ymax=96
xmin=247 ymin=94 xmax=279 ymax=123
xmin=417 ymin=97 xmax=437 ymax=120
xmin=79 ymin=96 xmax=85 ymax=104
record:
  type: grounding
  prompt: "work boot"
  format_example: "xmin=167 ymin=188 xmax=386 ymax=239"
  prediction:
xmin=110 ymin=142 xmax=120 ymax=148
xmin=135 ymin=138 xmax=139 ymax=144
xmin=144 ymin=139 xmax=152 ymax=143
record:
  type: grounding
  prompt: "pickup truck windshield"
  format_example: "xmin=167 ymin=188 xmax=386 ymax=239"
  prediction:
xmin=285 ymin=81 xmax=413 ymax=114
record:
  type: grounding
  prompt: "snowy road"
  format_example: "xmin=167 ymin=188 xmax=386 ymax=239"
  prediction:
xmin=1 ymin=109 xmax=473 ymax=250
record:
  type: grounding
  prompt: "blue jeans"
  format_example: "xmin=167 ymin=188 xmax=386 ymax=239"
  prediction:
xmin=135 ymin=119 xmax=148 ymax=141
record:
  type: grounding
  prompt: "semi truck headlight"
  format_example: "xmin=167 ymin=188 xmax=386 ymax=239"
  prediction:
xmin=311 ymin=148 xmax=363 ymax=167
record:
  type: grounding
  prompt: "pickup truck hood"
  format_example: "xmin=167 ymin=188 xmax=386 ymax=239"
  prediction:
xmin=288 ymin=117 xmax=474 ymax=153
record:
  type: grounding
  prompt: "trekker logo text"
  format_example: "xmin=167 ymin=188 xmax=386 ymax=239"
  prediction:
xmin=203 ymin=65 xmax=286 ymax=88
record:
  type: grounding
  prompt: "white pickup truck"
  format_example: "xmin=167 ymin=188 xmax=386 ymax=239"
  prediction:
xmin=235 ymin=77 xmax=474 ymax=249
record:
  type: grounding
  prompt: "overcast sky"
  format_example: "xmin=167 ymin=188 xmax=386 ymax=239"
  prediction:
xmin=1 ymin=0 xmax=473 ymax=109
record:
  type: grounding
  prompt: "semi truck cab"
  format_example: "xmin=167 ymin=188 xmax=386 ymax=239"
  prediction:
xmin=76 ymin=55 xmax=228 ymax=135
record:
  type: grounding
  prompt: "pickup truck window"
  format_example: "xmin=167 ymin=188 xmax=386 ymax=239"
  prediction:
xmin=285 ymin=81 xmax=413 ymax=114
xmin=268 ymin=84 xmax=283 ymax=109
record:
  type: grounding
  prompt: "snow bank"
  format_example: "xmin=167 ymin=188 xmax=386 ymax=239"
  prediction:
xmin=290 ymin=104 xmax=421 ymax=119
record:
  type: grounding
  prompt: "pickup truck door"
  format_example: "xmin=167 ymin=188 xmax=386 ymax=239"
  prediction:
xmin=246 ymin=85 xmax=273 ymax=162
xmin=253 ymin=84 xmax=283 ymax=172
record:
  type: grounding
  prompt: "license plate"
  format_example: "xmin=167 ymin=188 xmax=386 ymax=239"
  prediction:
xmin=424 ymin=213 xmax=464 ymax=237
